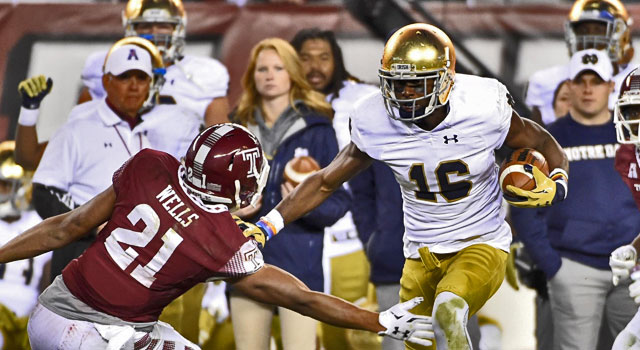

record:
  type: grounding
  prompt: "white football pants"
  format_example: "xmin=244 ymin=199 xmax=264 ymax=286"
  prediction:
xmin=27 ymin=303 xmax=200 ymax=350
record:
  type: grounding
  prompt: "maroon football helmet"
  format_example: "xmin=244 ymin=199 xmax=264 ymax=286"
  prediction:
xmin=182 ymin=123 xmax=269 ymax=211
xmin=615 ymin=68 xmax=640 ymax=145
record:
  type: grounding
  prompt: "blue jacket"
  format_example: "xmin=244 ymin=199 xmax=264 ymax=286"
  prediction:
xmin=510 ymin=115 xmax=640 ymax=279
xmin=260 ymin=112 xmax=351 ymax=292
xmin=350 ymin=160 xmax=405 ymax=285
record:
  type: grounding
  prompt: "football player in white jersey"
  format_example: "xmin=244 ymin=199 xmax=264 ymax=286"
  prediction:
xmin=252 ymin=23 xmax=570 ymax=350
xmin=0 ymin=141 xmax=50 ymax=350
xmin=291 ymin=27 xmax=378 ymax=350
xmin=526 ymin=0 xmax=634 ymax=125
xmin=13 ymin=0 xmax=230 ymax=172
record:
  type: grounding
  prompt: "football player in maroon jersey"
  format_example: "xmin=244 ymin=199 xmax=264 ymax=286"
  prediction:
xmin=0 ymin=123 xmax=434 ymax=350
xmin=609 ymin=68 xmax=640 ymax=348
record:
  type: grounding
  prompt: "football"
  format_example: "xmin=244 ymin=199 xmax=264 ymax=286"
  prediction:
xmin=499 ymin=148 xmax=550 ymax=194
xmin=283 ymin=156 xmax=321 ymax=187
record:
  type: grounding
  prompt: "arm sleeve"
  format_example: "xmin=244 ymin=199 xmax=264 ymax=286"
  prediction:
xmin=32 ymin=183 xmax=76 ymax=219
xmin=509 ymin=207 xmax=562 ymax=279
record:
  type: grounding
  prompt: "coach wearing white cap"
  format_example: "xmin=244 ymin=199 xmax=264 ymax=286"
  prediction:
xmin=511 ymin=47 xmax=639 ymax=350
xmin=31 ymin=38 xmax=200 ymax=280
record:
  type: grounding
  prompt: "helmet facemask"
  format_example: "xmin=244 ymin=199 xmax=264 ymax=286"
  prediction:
xmin=614 ymin=96 xmax=640 ymax=145
xmin=566 ymin=19 xmax=628 ymax=63
xmin=379 ymin=23 xmax=456 ymax=123
xmin=123 ymin=0 xmax=187 ymax=64
xmin=379 ymin=67 xmax=453 ymax=122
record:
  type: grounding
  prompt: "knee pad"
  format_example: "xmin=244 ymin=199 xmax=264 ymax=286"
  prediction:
xmin=433 ymin=292 xmax=471 ymax=350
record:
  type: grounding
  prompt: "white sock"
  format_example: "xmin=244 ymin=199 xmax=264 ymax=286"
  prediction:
xmin=432 ymin=291 xmax=472 ymax=350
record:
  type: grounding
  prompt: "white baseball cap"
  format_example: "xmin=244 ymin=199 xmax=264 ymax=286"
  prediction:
xmin=103 ymin=44 xmax=152 ymax=77
xmin=569 ymin=49 xmax=613 ymax=81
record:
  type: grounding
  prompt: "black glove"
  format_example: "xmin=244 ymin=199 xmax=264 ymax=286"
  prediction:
xmin=18 ymin=75 xmax=53 ymax=109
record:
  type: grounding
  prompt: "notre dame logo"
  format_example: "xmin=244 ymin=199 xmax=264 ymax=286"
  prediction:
xmin=582 ymin=54 xmax=598 ymax=65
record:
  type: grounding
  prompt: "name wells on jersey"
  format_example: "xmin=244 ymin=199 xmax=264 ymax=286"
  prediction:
xmin=156 ymin=185 xmax=200 ymax=228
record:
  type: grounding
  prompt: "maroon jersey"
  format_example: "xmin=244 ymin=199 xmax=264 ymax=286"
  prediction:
xmin=62 ymin=149 xmax=263 ymax=323
xmin=615 ymin=144 xmax=640 ymax=210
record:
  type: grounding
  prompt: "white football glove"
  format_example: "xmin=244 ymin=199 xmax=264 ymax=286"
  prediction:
xmin=378 ymin=297 xmax=434 ymax=346
xmin=201 ymin=282 xmax=229 ymax=323
xmin=610 ymin=245 xmax=637 ymax=286
xmin=629 ymin=270 xmax=640 ymax=304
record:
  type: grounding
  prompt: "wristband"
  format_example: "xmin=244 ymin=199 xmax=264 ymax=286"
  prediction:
xmin=263 ymin=209 xmax=284 ymax=232
xmin=256 ymin=220 xmax=276 ymax=240
xmin=18 ymin=107 xmax=39 ymax=126
xmin=256 ymin=209 xmax=285 ymax=240
xmin=550 ymin=168 xmax=568 ymax=202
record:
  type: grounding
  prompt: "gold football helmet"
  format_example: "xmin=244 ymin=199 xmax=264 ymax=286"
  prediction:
xmin=565 ymin=0 xmax=633 ymax=65
xmin=0 ymin=141 xmax=32 ymax=219
xmin=104 ymin=37 xmax=166 ymax=113
xmin=379 ymin=23 xmax=455 ymax=121
xmin=123 ymin=0 xmax=186 ymax=63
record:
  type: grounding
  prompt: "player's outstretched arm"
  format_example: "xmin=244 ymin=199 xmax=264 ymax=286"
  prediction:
xmin=503 ymin=111 xmax=569 ymax=207
xmin=232 ymin=264 xmax=434 ymax=346
xmin=0 ymin=186 xmax=115 ymax=263
xmin=275 ymin=142 xmax=372 ymax=224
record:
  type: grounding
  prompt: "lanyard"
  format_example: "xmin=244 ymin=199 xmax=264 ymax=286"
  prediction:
xmin=113 ymin=125 xmax=142 ymax=157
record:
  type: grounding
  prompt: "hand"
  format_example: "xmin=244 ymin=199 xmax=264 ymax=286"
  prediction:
xmin=233 ymin=215 xmax=267 ymax=248
xmin=378 ymin=297 xmax=434 ymax=346
xmin=18 ymin=75 xmax=53 ymax=109
xmin=629 ymin=270 xmax=640 ymax=304
xmin=610 ymin=245 xmax=637 ymax=286
xmin=505 ymin=165 xmax=566 ymax=208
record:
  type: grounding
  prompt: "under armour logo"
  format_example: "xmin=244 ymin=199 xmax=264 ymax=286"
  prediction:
xmin=104 ymin=142 xmax=112 ymax=148
xmin=128 ymin=49 xmax=139 ymax=61
xmin=582 ymin=54 xmax=598 ymax=65
xmin=443 ymin=135 xmax=459 ymax=144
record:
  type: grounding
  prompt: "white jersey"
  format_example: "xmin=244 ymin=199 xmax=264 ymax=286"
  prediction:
xmin=33 ymin=99 xmax=199 ymax=205
xmin=526 ymin=63 xmax=636 ymax=125
xmin=350 ymin=74 xmax=512 ymax=257
xmin=81 ymin=51 xmax=229 ymax=121
xmin=0 ymin=210 xmax=50 ymax=317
